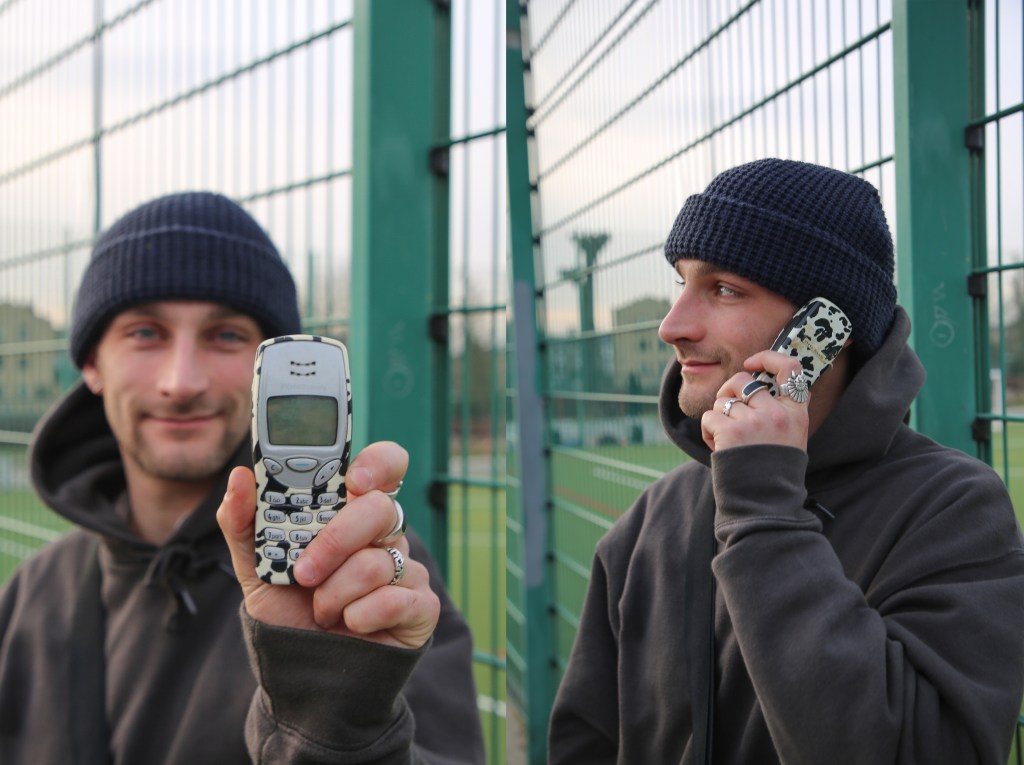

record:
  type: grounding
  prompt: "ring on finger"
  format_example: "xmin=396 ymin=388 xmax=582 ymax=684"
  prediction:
xmin=384 ymin=480 xmax=403 ymax=500
xmin=741 ymin=379 xmax=772 ymax=404
xmin=722 ymin=397 xmax=740 ymax=417
xmin=374 ymin=499 xmax=407 ymax=546
xmin=780 ymin=370 xmax=810 ymax=404
xmin=385 ymin=546 xmax=406 ymax=585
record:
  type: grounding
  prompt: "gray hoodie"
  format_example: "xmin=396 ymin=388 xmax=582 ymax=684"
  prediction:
xmin=549 ymin=307 xmax=1024 ymax=764
xmin=0 ymin=381 xmax=484 ymax=764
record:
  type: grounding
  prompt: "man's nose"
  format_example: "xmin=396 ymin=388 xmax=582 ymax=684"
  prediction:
xmin=658 ymin=289 xmax=703 ymax=345
xmin=157 ymin=338 xmax=209 ymax=402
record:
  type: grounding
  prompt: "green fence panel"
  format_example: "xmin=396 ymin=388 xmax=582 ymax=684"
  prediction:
xmin=893 ymin=0 xmax=976 ymax=455
xmin=962 ymin=1 xmax=1024 ymax=758
xmin=507 ymin=2 xmax=555 ymax=763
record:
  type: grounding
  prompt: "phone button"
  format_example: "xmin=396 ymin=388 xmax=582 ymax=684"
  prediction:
xmin=288 ymin=548 xmax=303 ymax=561
xmin=263 ymin=546 xmax=286 ymax=561
xmin=264 ymin=491 xmax=286 ymax=505
xmin=262 ymin=458 xmax=284 ymax=475
xmin=264 ymin=509 xmax=287 ymax=524
xmin=316 ymin=510 xmax=337 ymax=524
xmin=313 ymin=459 xmax=341 ymax=485
xmin=290 ymin=512 xmax=313 ymax=525
xmin=316 ymin=492 xmax=338 ymax=505
xmin=289 ymin=530 xmax=313 ymax=544
xmin=264 ymin=528 xmax=286 ymax=542
xmin=286 ymin=457 xmax=319 ymax=472
xmin=290 ymin=494 xmax=313 ymax=507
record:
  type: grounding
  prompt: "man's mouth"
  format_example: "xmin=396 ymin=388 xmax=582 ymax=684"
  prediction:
xmin=678 ymin=359 xmax=719 ymax=375
xmin=145 ymin=413 xmax=218 ymax=427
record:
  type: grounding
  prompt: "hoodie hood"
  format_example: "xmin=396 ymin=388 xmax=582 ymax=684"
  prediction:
xmin=659 ymin=306 xmax=925 ymax=474
xmin=29 ymin=379 xmax=247 ymax=547
xmin=30 ymin=380 xmax=137 ymax=543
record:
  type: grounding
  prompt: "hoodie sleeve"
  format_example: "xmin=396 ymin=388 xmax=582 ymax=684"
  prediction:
xmin=242 ymin=536 xmax=484 ymax=764
xmin=710 ymin=442 xmax=1024 ymax=765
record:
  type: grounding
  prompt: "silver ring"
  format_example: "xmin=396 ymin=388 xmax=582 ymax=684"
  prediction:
xmin=374 ymin=499 xmax=407 ymax=546
xmin=384 ymin=480 xmax=403 ymax=499
xmin=722 ymin=397 xmax=740 ymax=417
xmin=780 ymin=370 xmax=810 ymax=404
xmin=741 ymin=379 xmax=772 ymax=404
xmin=385 ymin=546 xmax=405 ymax=585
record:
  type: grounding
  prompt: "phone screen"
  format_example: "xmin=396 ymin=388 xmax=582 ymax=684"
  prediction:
xmin=266 ymin=395 xmax=339 ymax=446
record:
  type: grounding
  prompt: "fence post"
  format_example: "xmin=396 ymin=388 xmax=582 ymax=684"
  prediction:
xmin=507 ymin=1 xmax=556 ymax=762
xmin=892 ymin=0 xmax=978 ymax=455
xmin=351 ymin=0 xmax=451 ymax=563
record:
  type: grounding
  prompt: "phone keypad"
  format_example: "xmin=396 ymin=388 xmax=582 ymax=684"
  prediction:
xmin=257 ymin=484 xmax=345 ymax=580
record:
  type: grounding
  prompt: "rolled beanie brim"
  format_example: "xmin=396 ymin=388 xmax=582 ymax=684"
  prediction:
xmin=69 ymin=225 xmax=300 ymax=367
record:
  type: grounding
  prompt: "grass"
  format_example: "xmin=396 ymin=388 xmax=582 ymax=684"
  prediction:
xmin=447 ymin=482 xmax=506 ymax=765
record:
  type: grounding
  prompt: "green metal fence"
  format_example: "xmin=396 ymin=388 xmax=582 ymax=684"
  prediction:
xmin=508 ymin=0 xmax=1024 ymax=762
xmin=0 ymin=1 xmax=505 ymax=762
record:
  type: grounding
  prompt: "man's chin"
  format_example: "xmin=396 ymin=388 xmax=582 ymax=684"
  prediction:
xmin=131 ymin=443 xmax=238 ymax=483
xmin=677 ymin=390 xmax=717 ymax=420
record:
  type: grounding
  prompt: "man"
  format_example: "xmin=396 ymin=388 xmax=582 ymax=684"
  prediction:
xmin=548 ymin=159 xmax=1024 ymax=764
xmin=0 ymin=191 xmax=484 ymax=763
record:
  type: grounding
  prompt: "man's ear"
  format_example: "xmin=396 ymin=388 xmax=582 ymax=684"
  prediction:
xmin=81 ymin=353 xmax=103 ymax=395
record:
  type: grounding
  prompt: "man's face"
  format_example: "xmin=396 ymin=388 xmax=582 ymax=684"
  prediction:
xmin=658 ymin=259 xmax=797 ymax=418
xmin=82 ymin=300 xmax=264 ymax=487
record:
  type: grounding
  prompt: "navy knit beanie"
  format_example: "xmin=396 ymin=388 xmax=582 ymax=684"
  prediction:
xmin=664 ymin=158 xmax=896 ymax=355
xmin=69 ymin=191 xmax=302 ymax=368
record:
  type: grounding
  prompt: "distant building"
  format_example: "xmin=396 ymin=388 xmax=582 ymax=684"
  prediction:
xmin=0 ymin=304 xmax=66 ymax=430
xmin=612 ymin=297 xmax=672 ymax=396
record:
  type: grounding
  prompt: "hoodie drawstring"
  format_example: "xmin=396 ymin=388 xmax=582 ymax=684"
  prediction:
xmin=143 ymin=542 xmax=236 ymax=631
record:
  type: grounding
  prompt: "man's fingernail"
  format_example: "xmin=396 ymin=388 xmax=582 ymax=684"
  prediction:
xmin=295 ymin=556 xmax=316 ymax=584
xmin=348 ymin=466 xmax=372 ymax=491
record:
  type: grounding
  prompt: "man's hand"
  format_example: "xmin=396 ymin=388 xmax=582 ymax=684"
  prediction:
xmin=217 ymin=441 xmax=440 ymax=650
xmin=701 ymin=351 xmax=810 ymax=453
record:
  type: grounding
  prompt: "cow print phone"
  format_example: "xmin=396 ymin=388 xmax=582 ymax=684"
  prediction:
xmin=251 ymin=335 xmax=353 ymax=585
xmin=750 ymin=297 xmax=852 ymax=398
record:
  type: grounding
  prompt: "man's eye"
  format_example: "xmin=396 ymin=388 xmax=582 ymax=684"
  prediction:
xmin=214 ymin=329 xmax=247 ymax=343
xmin=717 ymin=285 xmax=738 ymax=297
xmin=129 ymin=327 xmax=159 ymax=340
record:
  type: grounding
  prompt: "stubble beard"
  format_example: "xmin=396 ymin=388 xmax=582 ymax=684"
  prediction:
xmin=677 ymin=384 xmax=718 ymax=421
xmin=123 ymin=402 xmax=248 ymax=483
xmin=674 ymin=346 xmax=732 ymax=420
xmin=124 ymin=429 xmax=242 ymax=483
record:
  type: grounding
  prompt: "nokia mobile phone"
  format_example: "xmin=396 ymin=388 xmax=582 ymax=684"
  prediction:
xmin=251 ymin=335 xmax=352 ymax=585
xmin=750 ymin=297 xmax=853 ymax=397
